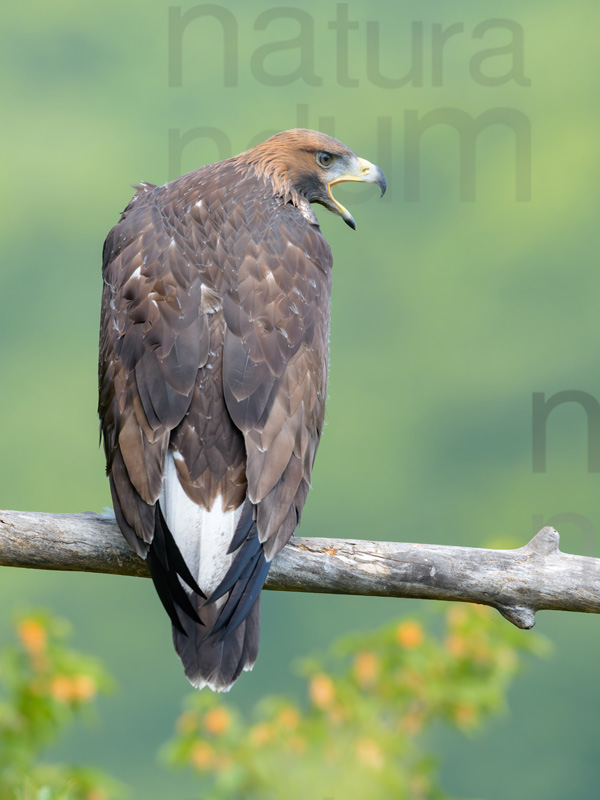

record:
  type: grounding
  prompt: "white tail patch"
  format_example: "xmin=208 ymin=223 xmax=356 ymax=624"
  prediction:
xmin=159 ymin=452 xmax=243 ymax=596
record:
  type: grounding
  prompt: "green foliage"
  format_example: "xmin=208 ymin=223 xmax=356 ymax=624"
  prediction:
xmin=0 ymin=604 xmax=549 ymax=800
xmin=1 ymin=2 xmax=597 ymax=794
xmin=0 ymin=612 xmax=124 ymax=800
xmin=165 ymin=604 xmax=548 ymax=799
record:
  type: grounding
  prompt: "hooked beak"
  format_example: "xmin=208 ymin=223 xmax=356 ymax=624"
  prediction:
xmin=326 ymin=157 xmax=387 ymax=230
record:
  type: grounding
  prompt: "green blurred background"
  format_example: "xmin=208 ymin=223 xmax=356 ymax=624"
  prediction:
xmin=1 ymin=0 xmax=599 ymax=796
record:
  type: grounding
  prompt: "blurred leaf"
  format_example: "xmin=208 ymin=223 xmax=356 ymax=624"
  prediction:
xmin=0 ymin=611 xmax=126 ymax=800
xmin=165 ymin=604 xmax=548 ymax=799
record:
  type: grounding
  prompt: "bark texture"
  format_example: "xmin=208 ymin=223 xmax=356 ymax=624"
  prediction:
xmin=1 ymin=509 xmax=598 ymax=630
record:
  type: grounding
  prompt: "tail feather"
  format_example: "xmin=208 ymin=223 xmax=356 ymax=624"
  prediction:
xmin=153 ymin=504 xmax=204 ymax=597
xmin=147 ymin=509 xmax=203 ymax=635
xmin=173 ymin=595 xmax=261 ymax=691
xmin=227 ymin=500 xmax=254 ymax=554
xmin=210 ymin=533 xmax=271 ymax=641
xmin=153 ymin=452 xmax=271 ymax=691
xmin=210 ymin=509 xmax=261 ymax=603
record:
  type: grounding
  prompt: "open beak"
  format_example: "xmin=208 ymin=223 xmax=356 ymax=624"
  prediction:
xmin=327 ymin=157 xmax=387 ymax=229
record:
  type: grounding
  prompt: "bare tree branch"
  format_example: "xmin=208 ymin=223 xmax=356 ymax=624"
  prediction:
xmin=1 ymin=509 xmax=598 ymax=630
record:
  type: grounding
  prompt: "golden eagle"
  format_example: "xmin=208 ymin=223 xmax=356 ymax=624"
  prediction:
xmin=99 ymin=129 xmax=386 ymax=690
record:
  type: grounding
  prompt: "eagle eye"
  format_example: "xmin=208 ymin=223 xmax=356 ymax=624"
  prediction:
xmin=316 ymin=152 xmax=334 ymax=169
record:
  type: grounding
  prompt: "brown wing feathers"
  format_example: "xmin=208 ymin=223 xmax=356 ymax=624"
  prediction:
xmin=222 ymin=218 xmax=331 ymax=560
xmin=99 ymin=134 xmax=336 ymax=690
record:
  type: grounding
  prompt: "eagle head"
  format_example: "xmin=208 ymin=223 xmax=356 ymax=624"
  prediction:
xmin=242 ymin=128 xmax=387 ymax=230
